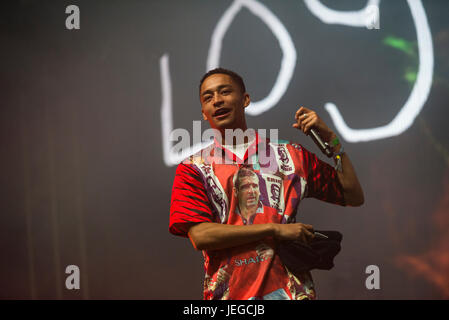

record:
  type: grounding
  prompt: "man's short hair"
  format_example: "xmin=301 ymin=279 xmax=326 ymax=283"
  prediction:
xmin=199 ymin=68 xmax=246 ymax=95
xmin=233 ymin=165 xmax=258 ymax=191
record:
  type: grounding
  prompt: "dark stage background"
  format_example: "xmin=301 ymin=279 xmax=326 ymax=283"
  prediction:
xmin=1 ymin=0 xmax=448 ymax=299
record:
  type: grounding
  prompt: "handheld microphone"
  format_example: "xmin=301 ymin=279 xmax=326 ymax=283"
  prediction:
xmin=309 ymin=128 xmax=334 ymax=158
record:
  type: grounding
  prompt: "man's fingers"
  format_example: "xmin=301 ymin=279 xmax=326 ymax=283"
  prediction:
xmin=304 ymin=224 xmax=314 ymax=231
xmin=300 ymin=117 xmax=314 ymax=132
xmin=291 ymin=223 xmax=315 ymax=243
xmin=295 ymin=106 xmax=311 ymax=120
xmin=294 ymin=114 xmax=314 ymax=131
xmin=304 ymin=121 xmax=316 ymax=134
xmin=304 ymin=229 xmax=315 ymax=242
xmin=299 ymin=230 xmax=314 ymax=243
xmin=307 ymin=230 xmax=315 ymax=241
xmin=295 ymin=106 xmax=317 ymax=134
xmin=295 ymin=111 xmax=316 ymax=125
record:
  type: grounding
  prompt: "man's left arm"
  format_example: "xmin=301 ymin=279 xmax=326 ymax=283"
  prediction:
xmin=293 ymin=106 xmax=365 ymax=207
xmin=327 ymin=133 xmax=364 ymax=206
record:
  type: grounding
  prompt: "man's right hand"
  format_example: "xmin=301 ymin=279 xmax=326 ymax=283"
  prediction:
xmin=188 ymin=221 xmax=315 ymax=251
xmin=271 ymin=223 xmax=315 ymax=243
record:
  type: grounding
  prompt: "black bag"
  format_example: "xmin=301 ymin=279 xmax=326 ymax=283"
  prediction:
xmin=278 ymin=230 xmax=343 ymax=276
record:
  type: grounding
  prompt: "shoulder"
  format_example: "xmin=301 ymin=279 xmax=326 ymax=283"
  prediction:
xmin=180 ymin=143 xmax=215 ymax=166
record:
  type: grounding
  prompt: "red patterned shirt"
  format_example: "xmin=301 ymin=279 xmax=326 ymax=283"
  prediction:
xmin=169 ymin=134 xmax=345 ymax=300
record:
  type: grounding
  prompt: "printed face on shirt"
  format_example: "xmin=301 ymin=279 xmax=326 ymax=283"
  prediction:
xmin=278 ymin=147 xmax=289 ymax=163
xmin=236 ymin=174 xmax=260 ymax=211
xmin=200 ymin=73 xmax=250 ymax=131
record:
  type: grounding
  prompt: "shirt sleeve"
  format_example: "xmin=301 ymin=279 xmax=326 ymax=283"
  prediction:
xmin=300 ymin=145 xmax=346 ymax=206
xmin=169 ymin=163 xmax=214 ymax=237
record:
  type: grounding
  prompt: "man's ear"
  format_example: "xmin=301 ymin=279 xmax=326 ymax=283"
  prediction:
xmin=202 ymin=110 xmax=208 ymax=121
xmin=243 ymin=93 xmax=251 ymax=109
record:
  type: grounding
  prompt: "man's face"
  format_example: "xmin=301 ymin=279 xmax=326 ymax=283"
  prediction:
xmin=237 ymin=175 xmax=260 ymax=209
xmin=200 ymin=73 xmax=250 ymax=131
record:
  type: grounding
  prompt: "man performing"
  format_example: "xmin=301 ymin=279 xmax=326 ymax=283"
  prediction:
xmin=169 ymin=68 xmax=364 ymax=300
